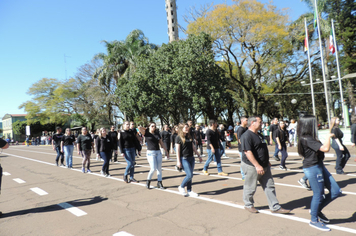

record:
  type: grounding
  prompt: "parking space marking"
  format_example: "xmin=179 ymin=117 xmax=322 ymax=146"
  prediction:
xmin=30 ymin=187 xmax=48 ymax=196
xmin=3 ymin=172 xmax=11 ymax=176
xmin=13 ymin=178 xmax=26 ymax=184
xmin=58 ymin=202 xmax=87 ymax=217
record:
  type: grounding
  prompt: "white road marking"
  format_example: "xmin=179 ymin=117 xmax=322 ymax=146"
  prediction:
xmin=3 ymin=172 xmax=11 ymax=176
xmin=113 ymin=231 xmax=134 ymax=236
xmin=4 ymin=152 xmax=356 ymax=234
xmin=30 ymin=187 xmax=48 ymax=196
xmin=58 ymin=202 xmax=87 ymax=217
xmin=13 ymin=178 xmax=26 ymax=184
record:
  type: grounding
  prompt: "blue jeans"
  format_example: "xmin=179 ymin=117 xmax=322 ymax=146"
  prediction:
xmin=100 ymin=151 xmax=111 ymax=174
xmin=273 ymin=139 xmax=280 ymax=157
xmin=181 ymin=157 xmax=195 ymax=192
xmin=63 ymin=145 xmax=74 ymax=168
xmin=239 ymin=152 xmax=245 ymax=179
xmin=204 ymin=148 xmax=222 ymax=173
xmin=146 ymin=150 xmax=163 ymax=181
xmin=221 ymin=142 xmax=226 ymax=157
xmin=55 ymin=146 xmax=64 ymax=164
xmin=280 ymin=144 xmax=288 ymax=167
xmin=303 ymin=163 xmax=342 ymax=222
xmin=123 ymin=147 xmax=136 ymax=178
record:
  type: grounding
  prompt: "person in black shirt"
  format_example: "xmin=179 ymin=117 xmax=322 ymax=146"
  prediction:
xmin=52 ymin=127 xmax=64 ymax=166
xmin=108 ymin=125 xmax=118 ymax=162
xmin=351 ymin=117 xmax=356 ymax=162
xmin=202 ymin=120 xmax=228 ymax=176
xmin=60 ymin=128 xmax=76 ymax=168
xmin=176 ymin=123 xmax=202 ymax=197
xmin=139 ymin=123 xmax=169 ymax=189
xmin=194 ymin=124 xmax=204 ymax=157
xmin=269 ymin=118 xmax=281 ymax=161
xmin=119 ymin=121 xmax=141 ymax=183
xmin=241 ymin=116 xmax=290 ymax=214
xmin=95 ymin=127 xmax=112 ymax=177
xmin=297 ymin=115 xmax=341 ymax=231
xmin=237 ymin=117 xmax=248 ymax=180
xmin=77 ymin=127 xmax=94 ymax=173
xmin=160 ymin=125 xmax=171 ymax=160
xmin=170 ymin=126 xmax=178 ymax=154
xmin=218 ymin=124 xmax=227 ymax=158
xmin=0 ymin=138 xmax=10 ymax=217
xmin=187 ymin=120 xmax=196 ymax=141
xmin=330 ymin=117 xmax=350 ymax=174
xmin=93 ymin=129 xmax=100 ymax=161
xmin=275 ymin=121 xmax=290 ymax=170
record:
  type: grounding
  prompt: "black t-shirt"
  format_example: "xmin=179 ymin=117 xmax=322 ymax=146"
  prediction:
xmin=269 ymin=124 xmax=278 ymax=140
xmin=331 ymin=127 xmax=344 ymax=144
xmin=176 ymin=135 xmax=194 ymax=158
xmin=0 ymin=138 xmax=7 ymax=148
xmin=77 ymin=134 xmax=93 ymax=151
xmin=299 ymin=136 xmax=324 ymax=168
xmin=219 ymin=128 xmax=226 ymax=142
xmin=194 ymin=130 xmax=202 ymax=143
xmin=237 ymin=126 xmax=248 ymax=152
xmin=351 ymin=124 xmax=356 ymax=143
xmin=52 ymin=133 xmax=63 ymax=147
xmin=108 ymin=131 xmax=118 ymax=149
xmin=189 ymin=127 xmax=195 ymax=140
xmin=206 ymin=129 xmax=219 ymax=149
xmin=241 ymin=130 xmax=270 ymax=168
xmin=275 ymin=129 xmax=288 ymax=144
xmin=95 ymin=136 xmax=112 ymax=154
xmin=144 ymin=131 xmax=161 ymax=150
xmin=61 ymin=135 xmax=76 ymax=146
xmin=119 ymin=130 xmax=136 ymax=151
xmin=171 ymin=133 xmax=178 ymax=145
xmin=160 ymin=130 xmax=171 ymax=143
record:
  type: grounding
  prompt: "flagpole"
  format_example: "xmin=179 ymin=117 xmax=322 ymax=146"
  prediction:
xmin=315 ymin=0 xmax=331 ymax=125
xmin=332 ymin=19 xmax=346 ymax=128
xmin=305 ymin=18 xmax=316 ymax=116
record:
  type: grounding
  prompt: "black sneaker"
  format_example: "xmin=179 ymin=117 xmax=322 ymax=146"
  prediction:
xmin=130 ymin=178 xmax=139 ymax=183
xmin=273 ymin=156 xmax=280 ymax=161
xmin=279 ymin=165 xmax=287 ymax=170
xmin=318 ymin=212 xmax=330 ymax=223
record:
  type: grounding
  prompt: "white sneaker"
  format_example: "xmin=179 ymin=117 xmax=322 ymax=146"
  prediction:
xmin=202 ymin=154 xmax=206 ymax=157
xmin=187 ymin=191 xmax=199 ymax=197
xmin=178 ymin=186 xmax=188 ymax=197
xmin=100 ymin=170 xmax=105 ymax=176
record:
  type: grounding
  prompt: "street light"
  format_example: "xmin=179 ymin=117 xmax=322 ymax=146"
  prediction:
xmin=291 ymin=99 xmax=297 ymax=104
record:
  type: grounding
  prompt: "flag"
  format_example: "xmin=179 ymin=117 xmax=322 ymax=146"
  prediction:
xmin=329 ymin=28 xmax=335 ymax=54
xmin=304 ymin=28 xmax=309 ymax=52
xmin=313 ymin=9 xmax=317 ymax=29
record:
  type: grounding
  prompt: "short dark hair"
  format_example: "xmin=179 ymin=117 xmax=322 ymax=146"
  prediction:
xmin=56 ymin=127 xmax=61 ymax=130
xmin=209 ymin=119 xmax=217 ymax=126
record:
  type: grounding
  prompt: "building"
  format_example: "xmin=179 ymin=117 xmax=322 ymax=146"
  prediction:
xmin=2 ymin=114 xmax=27 ymax=141
xmin=165 ymin=0 xmax=179 ymax=42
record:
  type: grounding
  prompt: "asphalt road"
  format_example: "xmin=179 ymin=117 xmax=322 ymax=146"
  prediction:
xmin=0 ymin=145 xmax=355 ymax=236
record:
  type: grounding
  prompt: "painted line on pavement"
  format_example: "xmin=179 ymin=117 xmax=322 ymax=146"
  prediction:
xmin=3 ymin=172 xmax=11 ymax=176
xmin=3 ymin=152 xmax=356 ymax=234
xmin=113 ymin=231 xmax=135 ymax=236
xmin=30 ymin=187 xmax=48 ymax=196
xmin=13 ymin=178 xmax=26 ymax=184
xmin=58 ymin=202 xmax=87 ymax=217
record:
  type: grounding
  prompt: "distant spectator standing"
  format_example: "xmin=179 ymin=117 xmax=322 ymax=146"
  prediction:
xmin=194 ymin=124 xmax=204 ymax=157
xmin=287 ymin=119 xmax=297 ymax=147
xmin=160 ymin=125 xmax=171 ymax=160
xmin=108 ymin=125 xmax=118 ymax=162
xmin=234 ymin=121 xmax=240 ymax=141
xmin=263 ymin=122 xmax=270 ymax=145
xmin=61 ymin=128 xmax=76 ymax=168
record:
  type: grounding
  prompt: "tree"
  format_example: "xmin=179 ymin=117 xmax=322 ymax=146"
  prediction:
xmin=187 ymin=0 xmax=309 ymax=117
xmin=118 ymin=33 xmax=228 ymax=123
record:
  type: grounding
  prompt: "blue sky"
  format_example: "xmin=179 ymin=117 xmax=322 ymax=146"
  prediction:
xmin=0 ymin=0 xmax=310 ymax=121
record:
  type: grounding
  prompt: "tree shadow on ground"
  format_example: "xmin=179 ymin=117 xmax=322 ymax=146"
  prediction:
xmin=0 ymin=196 xmax=108 ymax=218
xmin=198 ymin=185 xmax=244 ymax=196
xmin=336 ymin=177 xmax=356 ymax=188
xmin=272 ymin=171 xmax=300 ymax=179
xmin=331 ymin=212 xmax=356 ymax=224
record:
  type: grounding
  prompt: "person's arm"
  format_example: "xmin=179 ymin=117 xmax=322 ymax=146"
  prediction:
xmin=159 ymin=139 xmax=169 ymax=158
xmin=61 ymin=141 xmax=64 ymax=153
xmin=52 ymin=137 xmax=55 ymax=150
xmin=176 ymin=143 xmax=181 ymax=168
xmin=92 ymin=141 xmax=95 ymax=153
xmin=275 ymin=136 xmax=282 ymax=150
xmin=207 ymin=130 xmax=215 ymax=153
xmin=319 ymin=133 xmax=335 ymax=152
xmin=192 ymin=142 xmax=202 ymax=162
xmin=76 ymin=137 xmax=81 ymax=155
xmin=138 ymin=126 xmax=146 ymax=136
xmin=95 ymin=138 xmax=100 ymax=154
xmin=245 ymin=150 xmax=265 ymax=175
xmin=269 ymin=126 xmax=273 ymax=145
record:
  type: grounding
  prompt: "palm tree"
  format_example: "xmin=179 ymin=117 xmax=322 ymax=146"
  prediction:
xmin=92 ymin=29 xmax=157 ymax=86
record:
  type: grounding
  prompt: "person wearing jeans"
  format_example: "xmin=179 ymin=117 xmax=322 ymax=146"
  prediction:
xmin=52 ymin=127 xmax=64 ymax=166
xmin=139 ymin=123 xmax=169 ymax=189
xmin=298 ymin=115 xmax=342 ymax=231
xmin=275 ymin=121 xmax=289 ymax=170
xmin=95 ymin=127 xmax=112 ymax=177
xmin=203 ymin=119 xmax=228 ymax=176
xmin=176 ymin=123 xmax=202 ymax=197
xmin=61 ymin=128 xmax=75 ymax=168
xmin=330 ymin=117 xmax=350 ymax=174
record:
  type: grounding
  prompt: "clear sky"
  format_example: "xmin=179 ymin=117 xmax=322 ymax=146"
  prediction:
xmin=0 ymin=0 xmax=310 ymax=121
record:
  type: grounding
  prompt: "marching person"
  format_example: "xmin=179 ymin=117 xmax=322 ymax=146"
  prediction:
xmin=241 ymin=116 xmax=290 ymax=214
xmin=52 ymin=127 xmax=64 ymax=166
xmin=95 ymin=127 xmax=112 ymax=177
xmin=160 ymin=124 xmax=171 ymax=160
xmin=139 ymin=123 xmax=169 ymax=189
xmin=269 ymin=118 xmax=280 ymax=161
xmin=297 ymin=115 xmax=342 ymax=231
xmin=287 ymin=119 xmax=297 ymax=147
xmin=202 ymin=120 xmax=228 ymax=176
xmin=108 ymin=125 xmax=118 ymax=162
xmin=194 ymin=124 xmax=204 ymax=157
xmin=351 ymin=117 xmax=356 ymax=162
xmin=77 ymin=127 xmax=94 ymax=173
xmin=275 ymin=120 xmax=290 ymax=170
xmin=236 ymin=117 xmax=248 ymax=180
xmin=171 ymin=125 xmax=179 ymax=154
xmin=330 ymin=117 xmax=350 ymax=174
xmin=119 ymin=121 xmax=141 ymax=183
xmin=60 ymin=128 xmax=76 ymax=169
xmin=176 ymin=123 xmax=202 ymax=197
xmin=0 ymin=138 xmax=10 ymax=217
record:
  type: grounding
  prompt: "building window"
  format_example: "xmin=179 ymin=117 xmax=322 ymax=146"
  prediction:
xmin=171 ymin=3 xmax=173 ymax=7
xmin=172 ymin=19 xmax=174 ymax=23
xmin=172 ymin=27 xmax=174 ymax=32
xmin=171 ymin=10 xmax=173 ymax=15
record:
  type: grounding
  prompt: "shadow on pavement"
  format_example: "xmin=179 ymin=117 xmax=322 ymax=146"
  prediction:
xmin=0 ymin=196 xmax=108 ymax=219
xmin=331 ymin=212 xmax=356 ymax=224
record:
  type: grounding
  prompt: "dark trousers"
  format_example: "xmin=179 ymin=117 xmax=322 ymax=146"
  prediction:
xmin=55 ymin=146 xmax=64 ymax=164
xmin=332 ymin=141 xmax=350 ymax=173
xmin=111 ymin=149 xmax=118 ymax=162
xmin=280 ymin=144 xmax=288 ymax=167
xmin=100 ymin=151 xmax=111 ymax=174
xmin=0 ymin=164 xmax=2 ymax=194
